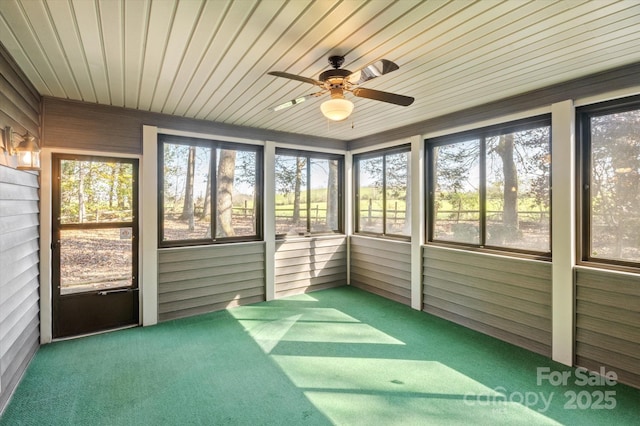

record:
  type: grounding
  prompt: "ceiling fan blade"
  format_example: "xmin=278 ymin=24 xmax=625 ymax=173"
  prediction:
xmin=268 ymin=71 xmax=323 ymax=87
xmin=270 ymin=91 xmax=325 ymax=112
xmin=348 ymin=59 xmax=399 ymax=85
xmin=352 ymin=87 xmax=414 ymax=106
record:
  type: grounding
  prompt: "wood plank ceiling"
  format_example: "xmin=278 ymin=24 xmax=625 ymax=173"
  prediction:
xmin=1 ymin=0 xmax=639 ymax=141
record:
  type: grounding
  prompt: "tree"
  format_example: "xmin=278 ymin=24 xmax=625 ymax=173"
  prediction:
xmin=217 ymin=149 xmax=237 ymax=237
xmin=292 ymin=157 xmax=306 ymax=225
xmin=326 ymin=159 xmax=339 ymax=230
xmin=78 ymin=161 xmax=86 ymax=223
xmin=590 ymin=110 xmax=640 ymax=259
xmin=180 ymin=146 xmax=196 ymax=231
xmin=493 ymin=133 xmax=518 ymax=233
xmin=275 ymin=155 xmax=307 ymax=230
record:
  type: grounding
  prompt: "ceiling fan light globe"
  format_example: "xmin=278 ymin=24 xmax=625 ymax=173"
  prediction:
xmin=320 ymin=98 xmax=354 ymax=121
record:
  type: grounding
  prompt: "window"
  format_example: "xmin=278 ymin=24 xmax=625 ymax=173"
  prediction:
xmin=355 ymin=145 xmax=411 ymax=238
xmin=275 ymin=149 xmax=343 ymax=237
xmin=427 ymin=116 xmax=551 ymax=255
xmin=578 ymin=96 xmax=640 ymax=269
xmin=159 ymin=135 xmax=262 ymax=247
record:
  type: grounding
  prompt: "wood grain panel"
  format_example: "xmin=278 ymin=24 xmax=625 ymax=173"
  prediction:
xmin=423 ymin=246 xmax=552 ymax=356
xmin=274 ymin=237 xmax=347 ymax=297
xmin=349 ymin=236 xmax=411 ymax=306
xmin=158 ymin=243 xmax=265 ymax=321
xmin=575 ymin=267 xmax=640 ymax=388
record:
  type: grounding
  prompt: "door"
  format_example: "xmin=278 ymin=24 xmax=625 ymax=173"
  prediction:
xmin=52 ymin=154 xmax=139 ymax=338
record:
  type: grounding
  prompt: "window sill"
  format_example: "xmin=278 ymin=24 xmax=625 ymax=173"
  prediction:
xmin=426 ymin=240 xmax=551 ymax=261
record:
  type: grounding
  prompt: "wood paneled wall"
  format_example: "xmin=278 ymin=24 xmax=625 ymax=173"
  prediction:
xmin=0 ymin=43 xmax=41 ymax=415
xmin=575 ymin=268 xmax=640 ymax=388
xmin=42 ymin=97 xmax=346 ymax=154
xmin=423 ymin=246 xmax=552 ymax=356
xmin=350 ymin=236 xmax=412 ymax=306
xmin=157 ymin=243 xmax=265 ymax=322
xmin=274 ymin=236 xmax=347 ymax=298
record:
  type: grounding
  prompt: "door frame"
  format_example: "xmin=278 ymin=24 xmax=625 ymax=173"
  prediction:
xmin=51 ymin=153 xmax=139 ymax=338
xmin=40 ymin=148 xmax=143 ymax=343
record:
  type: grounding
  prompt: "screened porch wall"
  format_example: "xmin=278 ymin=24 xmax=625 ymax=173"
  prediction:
xmin=157 ymin=242 xmax=265 ymax=321
xmin=422 ymin=246 xmax=552 ymax=357
xmin=274 ymin=236 xmax=347 ymax=298
xmin=0 ymin=43 xmax=41 ymax=414
xmin=0 ymin=167 xmax=40 ymax=414
xmin=349 ymin=236 xmax=412 ymax=306
xmin=575 ymin=267 xmax=640 ymax=388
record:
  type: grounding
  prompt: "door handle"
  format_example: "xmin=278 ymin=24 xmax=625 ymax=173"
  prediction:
xmin=98 ymin=288 xmax=137 ymax=296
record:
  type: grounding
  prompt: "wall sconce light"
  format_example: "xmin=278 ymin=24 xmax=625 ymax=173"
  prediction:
xmin=2 ymin=126 xmax=41 ymax=171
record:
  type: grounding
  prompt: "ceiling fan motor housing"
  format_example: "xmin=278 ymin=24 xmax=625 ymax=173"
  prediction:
xmin=319 ymin=68 xmax=351 ymax=85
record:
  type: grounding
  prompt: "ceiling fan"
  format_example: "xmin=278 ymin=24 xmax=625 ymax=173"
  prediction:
xmin=268 ymin=55 xmax=414 ymax=121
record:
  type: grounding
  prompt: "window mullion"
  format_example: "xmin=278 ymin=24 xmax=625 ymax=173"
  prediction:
xmin=382 ymin=155 xmax=387 ymax=235
xmin=479 ymin=137 xmax=487 ymax=247
xmin=211 ymin=146 xmax=217 ymax=241
xmin=306 ymin=156 xmax=311 ymax=233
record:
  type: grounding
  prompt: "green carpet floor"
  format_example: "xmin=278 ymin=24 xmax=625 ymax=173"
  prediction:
xmin=1 ymin=286 xmax=638 ymax=425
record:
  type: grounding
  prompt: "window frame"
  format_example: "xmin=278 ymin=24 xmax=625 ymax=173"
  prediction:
xmin=274 ymin=148 xmax=345 ymax=238
xmin=354 ymin=144 xmax=411 ymax=240
xmin=577 ymin=94 xmax=640 ymax=271
xmin=158 ymin=134 xmax=263 ymax=248
xmin=426 ymin=115 xmax=552 ymax=259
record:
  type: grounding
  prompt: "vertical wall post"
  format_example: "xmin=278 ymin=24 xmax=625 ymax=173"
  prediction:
xmin=551 ymin=100 xmax=576 ymax=365
xmin=264 ymin=141 xmax=276 ymax=300
xmin=410 ymin=135 xmax=424 ymax=310
xmin=40 ymin=149 xmax=52 ymax=343
xmin=141 ymin=125 xmax=158 ymax=326
xmin=345 ymin=151 xmax=353 ymax=284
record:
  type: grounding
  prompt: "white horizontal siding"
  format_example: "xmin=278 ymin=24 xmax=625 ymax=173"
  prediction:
xmin=575 ymin=267 xmax=640 ymax=388
xmin=275 ymin=236 xmax=347 ymax=298
xmin=350 ymin=236 xmax=411 ymax=306
xmin=0 ymin=165 xmax=40 ymax=412
xmin=158 ymin=242 xmax=265 ymax=321
xmin=423 ymin=246 xmax=552 ymax=356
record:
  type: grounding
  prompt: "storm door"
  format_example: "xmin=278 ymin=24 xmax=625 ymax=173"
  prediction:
xmin=52 ymin=154 xmax=139 ymax=338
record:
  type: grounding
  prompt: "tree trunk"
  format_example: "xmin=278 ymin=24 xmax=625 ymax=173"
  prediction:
xmin=293 ymin=157 xmax=305 ymax=224
xmin=217 ymin=149 xmax=237 ymax=237
xmin=181 ymin=146 xmax=196 ymax=231
xmin=202 ymin=170 xmax=211 ymax=219
xmin=109 ymin=164 xmax=117 ymax=209
xmin=117 ymin=164 xmax=126 ymax=210
xmin=78 ymin=162 xmax=86 ymax=223
xmin=497 ymin=134 xmax=518 ymax=231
